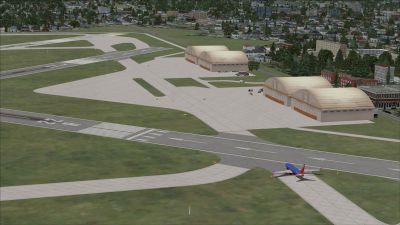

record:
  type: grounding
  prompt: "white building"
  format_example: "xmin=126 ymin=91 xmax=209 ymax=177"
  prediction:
xmin=374 ymin=64 xmax=395 ymax=84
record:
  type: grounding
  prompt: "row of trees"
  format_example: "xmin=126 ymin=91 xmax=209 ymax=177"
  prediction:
xmin=270 ymin=41 xmax=400 ymax=78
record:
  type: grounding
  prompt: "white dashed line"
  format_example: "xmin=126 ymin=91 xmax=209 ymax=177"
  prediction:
xmin=235 ymin=146 xmax=276 ymax=154
xmin=388 ymin=168 xmax=400 ymax=172
xmin=309 ymin=157 xmax=355 ymax=165
xmin=169 ymin=137 xmax=206 ymax=144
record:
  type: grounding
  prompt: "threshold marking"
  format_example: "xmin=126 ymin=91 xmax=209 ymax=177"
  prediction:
xmin=235 ymin=147 xmax=276 ymax=154
xmin=309 ymin=157 xmax=355 ymax=165
xmin=126 ymin=129 xmax=154 ymax=140
xmin=169 ymin=137 xmax=205 ymax=144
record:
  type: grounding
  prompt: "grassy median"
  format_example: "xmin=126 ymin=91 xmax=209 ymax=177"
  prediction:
xmin=0 ymin=123 xmax=218 ymax=186
xmin=0 ymin=49 xmax=103 ymax=71
xmin=0 ymin=169 xmax=330 ymax=225
xmin=111 ymin=42 xmax=136 ymax=51
xmin=166 ymin=78 xmax=208 ymax=88
xmin=307 ymin=116 xmax=400 ymax=139
xmin=250 ymin=128 xmax=399 ymax=161
xmin=320 ymin=170 xmax=399 ymax=224
xmin=0 ymin=61 xmax=217 ymax=134
xmin=134 ymin=78 xmax=165 ymax=96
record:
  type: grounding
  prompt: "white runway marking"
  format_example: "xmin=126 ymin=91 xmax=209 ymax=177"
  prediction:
xmin=126 ymin=129 xmax=155 ymax=140
xmin=388 ymin=168 xmax=400 ymax=172
xmin=235 ymin=146 xmax=276 ymax=154
xmin=142 ymin=135 xmax=155 ymax=139
xmin=169 ymin=137 xmax=206 ymax=144
xmin=309 ymin=157 xmax=355 ymax=165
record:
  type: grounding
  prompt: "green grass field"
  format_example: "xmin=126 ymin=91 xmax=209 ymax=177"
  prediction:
xmin=166 ymin=78 xmax=208 ymax=88
xmin=0 ymin=123 xmax=218 ymax=186
xmin=0 ymin=49 xmax=103 ymax=71
xmin=0 ymin=61 xmax=216 ymax=134
xmin=122 ymin=33 xmax=181 ymax=63
xmin=0 ymin=169 xmax=330 ymax=225
xmin=320 ymin=170 xmax=400 ymax=224
xmin=33 ymin=40 xmax=94 ymax=47
xmin=73 ymin=25 xmax=273 ymax=50
xmin=111 ymin=42 xmax=136 ymax=51
xmin=134 ymin=78 xmax=165 ymax=96
xmin=0 ymin=35 xmax=80 ymax=45
xmin=307 ymin=116 xmax=400 ymax=139
xmin=250 ymin=128 xmax=399 ymax=161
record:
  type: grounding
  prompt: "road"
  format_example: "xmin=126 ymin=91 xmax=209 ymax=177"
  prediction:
xmin=0 ymin=47 xmax=167 ymax=79
xmin=1 ymin=108 xmax=399 ymax=181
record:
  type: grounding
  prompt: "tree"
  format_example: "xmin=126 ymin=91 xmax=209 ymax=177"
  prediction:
xmin=194 ymin=22 xmax=199 ymax=30
xmin=69 ymin=20 xmax=80 ymax=28
xmin=344 ymin=50 xmax=360 ymax=71
xmin=270 ymin=42 xmax=276 ymax=55
xmin=153 ymin=15 xmax=162 ymax=25
xmin=335 ymin=49 xmax=344 ymax=69
xmin=340 ymin=35 xmax=348 ymax=45
xmin=378 ymin=51 xmax=393 ymax=66
xmin=362 ymin=54 xmax=378 ymax=76
xmin=395 ymin=56 xmax=400 ymax=76
xmin=248 ymin=61 xmax=260 ymax=71
xmin=318 ymin=49 xmax=334 ymax=69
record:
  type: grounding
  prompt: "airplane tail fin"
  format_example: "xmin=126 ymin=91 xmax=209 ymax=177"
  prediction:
xmin=299 ymin=164 xmax=305 ymax=176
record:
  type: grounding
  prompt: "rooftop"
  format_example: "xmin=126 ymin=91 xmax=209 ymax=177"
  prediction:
xmin=359 ymin=85 xmax=400 ymax=94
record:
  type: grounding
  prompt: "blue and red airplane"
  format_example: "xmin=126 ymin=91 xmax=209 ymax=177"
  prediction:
xmin=273 ymin=163 xmax=320 ymax=180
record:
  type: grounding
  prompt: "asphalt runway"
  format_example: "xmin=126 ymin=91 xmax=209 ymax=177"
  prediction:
xmin=0 ymin=47 xmax=167 ymax=79
xmin=1 ymin=108 xmax=399 ymax=181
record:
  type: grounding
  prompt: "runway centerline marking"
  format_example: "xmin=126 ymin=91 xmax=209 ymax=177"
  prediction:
xmin=388 ymin=168 xmax=400 ymax=172
xmin=126 ymin=129 xmax=154 ymax=140
xmin=235 ymin=146 xmax=276 ymax=154
xmin=168 ymin=137 xmax=206 ymax=144
xmin=309 ymin=157 xmax=355 ymax=165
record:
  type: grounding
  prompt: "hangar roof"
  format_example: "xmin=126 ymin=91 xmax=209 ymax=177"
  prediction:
xmin=198 ymin=51 xmax=249 ymax=64
xmin=264 ymin=77 xmax=332 ymax=96
xmin=292 ymin=88 xmax=375 ymax=110
xmin=185 ymin=45 xmax=229 ymax=57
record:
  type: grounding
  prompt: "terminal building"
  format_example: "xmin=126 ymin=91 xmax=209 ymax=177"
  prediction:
xmin=291 ymin=88 xmax=375 ymax=122
xmin=264 ymin=76 xmax=332 ymax=106
xmin=197 ymin=51 xmax=249 ymax=72
xmin=185 ymin=45 xmax=229 ymax=64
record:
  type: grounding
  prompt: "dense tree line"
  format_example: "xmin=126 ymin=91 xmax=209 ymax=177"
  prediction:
xmin=0 ymin=0 xmax=66 ymax=31
xmin=270 ymin=40 xmax=399 ymax=78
